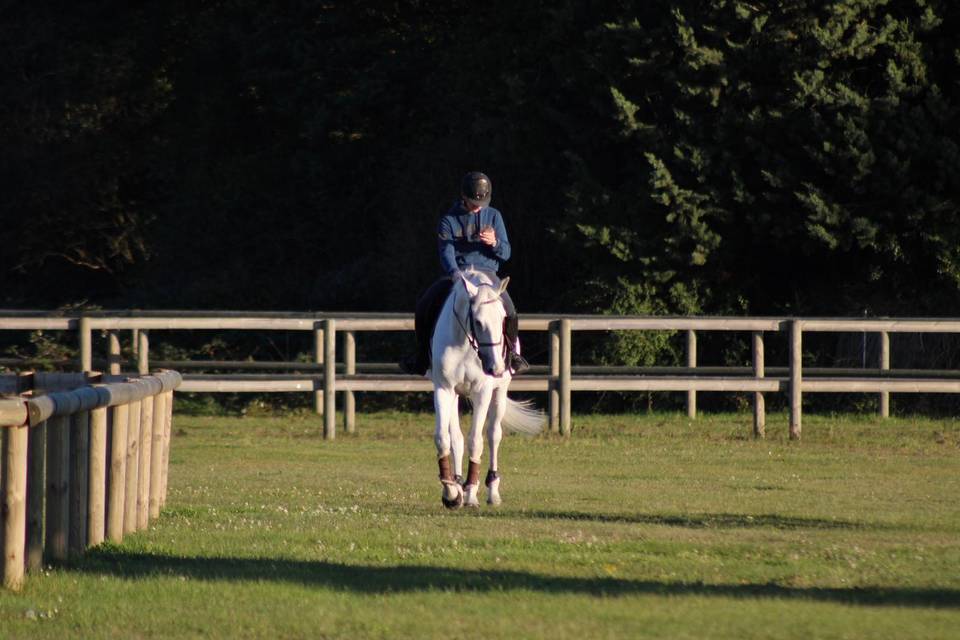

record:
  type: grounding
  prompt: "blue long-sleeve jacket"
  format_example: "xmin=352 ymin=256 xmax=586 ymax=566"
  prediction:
xmin=437 ymin=200 xmax=511 ymax=275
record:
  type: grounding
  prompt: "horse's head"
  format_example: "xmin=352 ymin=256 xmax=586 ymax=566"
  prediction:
xmin=459 ymin=271 xmax=510 ymax=377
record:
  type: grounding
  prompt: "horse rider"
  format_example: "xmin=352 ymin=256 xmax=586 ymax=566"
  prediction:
xmin=401 ymin=171 xmax=530 ymax=376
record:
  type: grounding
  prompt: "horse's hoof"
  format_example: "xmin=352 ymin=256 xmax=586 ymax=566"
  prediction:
xmin=441 ymin=482 xmax=463 ymax=510
xmin=442 ymin=494 xmax=463 ymax=509
xmin=463 ymin=483 xmax=480 ymax=508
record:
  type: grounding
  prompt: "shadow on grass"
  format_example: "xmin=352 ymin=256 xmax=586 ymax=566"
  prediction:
xmin=72 ymin=549 xmax=959 ymax=609
xmin=507 ymin=510 xmax=879 ymax=531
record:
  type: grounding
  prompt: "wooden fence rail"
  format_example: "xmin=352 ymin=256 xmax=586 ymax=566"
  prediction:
xmin=4 ymin=312 xmax=960 ymax=440
xmin=1 ymin=370 xmax=181 ymax=591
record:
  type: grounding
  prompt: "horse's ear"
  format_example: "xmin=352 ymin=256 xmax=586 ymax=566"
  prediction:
xmin=459 ymin=272 xmax=479 ymax=297
xmin=498 ymin=276 xmax=510 ymax=294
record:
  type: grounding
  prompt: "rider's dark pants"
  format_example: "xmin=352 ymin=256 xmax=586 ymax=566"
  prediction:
xmin=414 ymin=275 xmax=518 ymax=370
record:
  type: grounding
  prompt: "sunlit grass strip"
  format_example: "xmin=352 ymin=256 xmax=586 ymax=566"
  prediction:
xmin=1 ymin=411 xmax=958 ymax=639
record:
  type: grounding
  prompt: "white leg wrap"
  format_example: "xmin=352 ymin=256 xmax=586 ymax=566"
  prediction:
xmin=463 ymin=483 xmax=480 ymax=507
xmin=486 ymin=475 xmax=502 ymax=506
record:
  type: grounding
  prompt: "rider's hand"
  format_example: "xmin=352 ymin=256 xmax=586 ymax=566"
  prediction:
xmin=479 ymin=226 xmax=497 ymax=247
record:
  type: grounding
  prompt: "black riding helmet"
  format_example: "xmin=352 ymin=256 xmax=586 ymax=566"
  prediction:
xmin=461 ymin=171 xmax=492 ymax=208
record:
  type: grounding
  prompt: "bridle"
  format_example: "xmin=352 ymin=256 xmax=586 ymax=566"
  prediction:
xmin=455 ymin=283 xmax=506 ymax=359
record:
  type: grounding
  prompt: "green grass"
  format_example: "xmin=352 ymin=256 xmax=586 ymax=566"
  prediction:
xmin=2 ymin=411 xmax=960 ymax=639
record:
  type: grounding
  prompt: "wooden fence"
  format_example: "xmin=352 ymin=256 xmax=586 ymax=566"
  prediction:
xmin=0 ymin=370 xmax=181 ymax=591
xmin=4 ymin=312 xmax=960 ymax=442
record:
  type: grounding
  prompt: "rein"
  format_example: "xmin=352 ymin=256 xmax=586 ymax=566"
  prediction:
xmin=454 ymin=284 xmax=506 ymax=359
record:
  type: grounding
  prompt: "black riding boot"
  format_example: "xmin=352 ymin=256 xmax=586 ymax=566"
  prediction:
xmin=400 ymin=277 xmax=454 ymax=375
xmin=504 ymin=313 xmax=529 ymax=374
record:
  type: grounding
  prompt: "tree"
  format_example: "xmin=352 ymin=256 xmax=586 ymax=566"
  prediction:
xmin=563 ymin=0 xmax=960 ymax=322
xmin=0 ymin=4 xmax=175 ymax=305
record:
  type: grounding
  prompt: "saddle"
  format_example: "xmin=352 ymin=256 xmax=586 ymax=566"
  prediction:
xmin=402 ymin=271 xmax=528 ymax=375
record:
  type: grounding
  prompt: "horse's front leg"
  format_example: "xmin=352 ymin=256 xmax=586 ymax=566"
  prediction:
xmin=485 ymin=383 xmax=508 ymax=506
xmin=463 ymin=385 xmax=493 ymax=508
xmin=448 ymin=394 xmax=465 ymax=483
xmin=434 ymin=386 xmax=463 ymax=510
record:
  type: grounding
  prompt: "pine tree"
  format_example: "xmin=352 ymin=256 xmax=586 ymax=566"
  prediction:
xmin=564 ymin=0 xmax=960 ymax=323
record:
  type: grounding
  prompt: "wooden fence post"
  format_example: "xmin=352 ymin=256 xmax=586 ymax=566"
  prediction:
xmin=107 ymin=404 xmax=128 ymax=543
xmin=1 ymin=430 xmax=4 ymax=584
xmin=137 ymin=394 xmax=153 ymax=530
xmin=1 ymin=429 xmax=3 ymax=557
xmin=343 ymin=330 xmax=356 ymax=434
xmin=3 ymin=425 xmax=29 ymax=591
xmin=160 ymin=391 xmax=173 ymax=508
xmin=1 ymin=429 xmax=4 ymax=574
xmin=686 ymin=330 xmax=697 ymax=419
xmin=323 ymin=319 xmax=336 ymax=440
xmin=559 ymin=318 xmax=572 ymax=436
xmin=79 ymin=317 xmax=93 ymax=371
xmin=313 ymin=325 xmax=324 ymax=416
xmin=87 ymin=405 xmax=108 ymax=546
xmin=68 ymin=410 xmax=90 ymax=555
xmin=149 ymin=392 xmax=166 ymax=520
xmin=137 ymin=330 xmax=150 ymax=375
xmin=26 ymin=421 xmax=45 ymax=571
xmin=548 ymin=321 xmax=560 ymax=433
xmin=108 ymin=330 xmax=122 ymax=375
xmin=124 ymin=400 xmax=141 ymax=534
xmin=880 ymin=331 xmax=890 ymax=418
xmin=752 ymin=331 xmax=766 ymax=439
xmin=789 ymin=320 xmax=803 ymax=441
xmin=45 ymin=415 xmax=70 ymax=561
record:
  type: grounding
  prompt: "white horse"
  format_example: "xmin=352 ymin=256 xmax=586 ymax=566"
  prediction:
xmin=430 ymin=268 xmax=544 ymax=509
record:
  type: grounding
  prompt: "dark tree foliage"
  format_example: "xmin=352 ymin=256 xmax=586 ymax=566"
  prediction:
xmin=0 ymin=3 xmax=173 ymax=303
xmin=566 ymin=0 xmax=960 ymax=322
xmin=2 ymin=1 xmax=958 ymax=346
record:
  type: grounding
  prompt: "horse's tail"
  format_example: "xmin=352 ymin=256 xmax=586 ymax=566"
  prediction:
xmin=502 ymin=397 xmax=546 ymax=435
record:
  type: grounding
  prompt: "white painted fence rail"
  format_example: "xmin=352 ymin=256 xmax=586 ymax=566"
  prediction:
xmin=0 ymin=370 xmax=181 ymax=591
xmin=4 ymin=312 xmax=960 ymax=441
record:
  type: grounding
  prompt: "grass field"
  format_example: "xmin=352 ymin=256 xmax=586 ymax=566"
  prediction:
xmin=2 ymin=410 xmax=959 ymax=639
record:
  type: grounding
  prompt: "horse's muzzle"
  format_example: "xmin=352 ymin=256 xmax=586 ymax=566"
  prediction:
xmin=484 ymin=365 xmax=506 ymax=378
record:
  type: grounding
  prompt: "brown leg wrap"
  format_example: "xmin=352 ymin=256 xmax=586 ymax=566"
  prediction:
xmin=438 ymin=455 xmax=454 ymax=483
xmin=485 ymin=469 xmax=499 ymax=487
xmin=466 ymin=460 xmax=480 ymax=486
